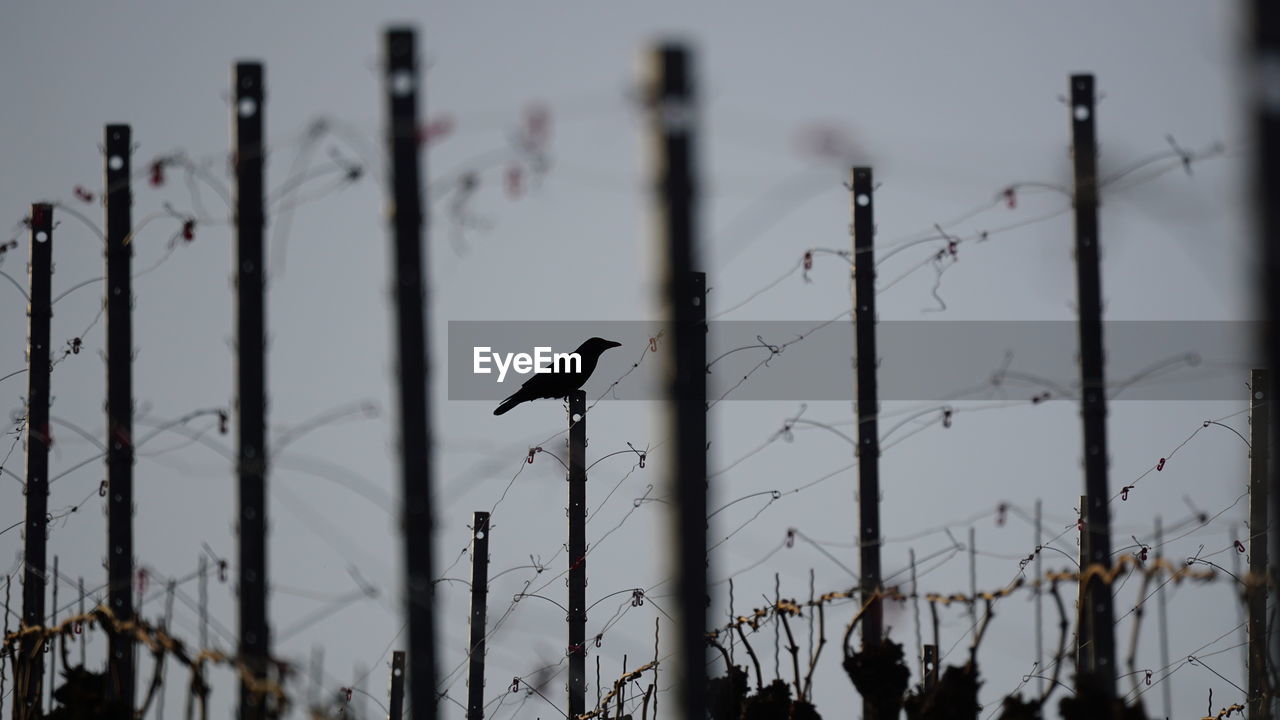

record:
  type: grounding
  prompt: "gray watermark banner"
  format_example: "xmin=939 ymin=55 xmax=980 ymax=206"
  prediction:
xmin=447 ymin=321 xmax=1260 ymax=402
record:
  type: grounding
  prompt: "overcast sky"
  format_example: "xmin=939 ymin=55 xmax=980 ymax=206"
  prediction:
xmin=0 ymin=3 xmax=1260 ymax=719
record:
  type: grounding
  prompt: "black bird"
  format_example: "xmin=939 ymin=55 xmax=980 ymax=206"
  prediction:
xmin=493 ymin=337 xmax=622 ymax=415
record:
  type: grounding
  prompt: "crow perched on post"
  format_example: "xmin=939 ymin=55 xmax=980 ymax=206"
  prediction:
xmin=493 ymin=337 xmax=621 ymax=415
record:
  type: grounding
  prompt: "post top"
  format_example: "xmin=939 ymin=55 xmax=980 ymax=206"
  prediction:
xmin=234 ymin=62 xmax=264 ymax=89
xmin=386 ymin=27 xmax=416 ymax=60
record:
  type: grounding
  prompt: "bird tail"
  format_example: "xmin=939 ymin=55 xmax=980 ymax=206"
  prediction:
xmin=494 ymin=393 xmax=523 ymax=416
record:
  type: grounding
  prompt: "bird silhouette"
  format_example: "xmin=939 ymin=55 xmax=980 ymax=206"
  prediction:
xmin=493 ymin=337 xmax=621 ymax=415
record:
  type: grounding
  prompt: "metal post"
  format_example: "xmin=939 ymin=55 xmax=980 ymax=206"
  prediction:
xmin=1249 ymin=369 xmax=1270 ymax=718
xmin=1155 ymin=517 xmax=1171 ymax=720
xmin=77 ymin=577 xmax=85 ymax=668
xmin=1257 ymin=4 xmax=1280 ymax=716
xmin=467 ymin=512 xmax=491 ymax=720
xmin=921 ymin=645 xmax=938 ymax=692
xmin=104 ymin=124 xmax=136 ymax=720
xmin=385 ymin=27 xmax=436 ymax=720
xmin=567 ymin=392 xmax=588 ymax=719
xmin=18 ymin=202 xmax=53 ymax=720
xmin=48 ymin=556 xmax=56 ymax=712
xmin=1069 ymin=74 xmax=1116 ymax=695
xmin=389 ymin=651 xmax=406 ymax=720
xmin=1034 ymin=500 xmax=1043 ymax=697
xmin=851 ymin=167 xmax=883 ymax=657
xmin=968 ymin=527 xmax=977 ymax=643
xmin=197 ymin=557 xmax=208 ymax=719
xmin=233 ymin=61 xmax=270 ymax=720
xmin=647 ymin=41 xmax=706 ymax=720
xmin=1076 ymin=494 xmax=1089 ymax=671
xmin=198 ymin=556 xmax=208 ymax=652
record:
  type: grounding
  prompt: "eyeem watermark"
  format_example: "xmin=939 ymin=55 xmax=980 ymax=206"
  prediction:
xmin=473 ymin=346 xmax=582 ymax=383
xmin=451 ymin=320 xmax=1260 ymax=401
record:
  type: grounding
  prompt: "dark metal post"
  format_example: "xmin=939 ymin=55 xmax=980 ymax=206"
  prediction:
xmin=389 ymin=651 xmax=406 ymax=720
xmin=1069 ymin=74 xmax=1116 ymax=695
xmin=1075 ymin=495 xmax=1090 ymax=670
xmin=48 ymin=557 xmax=56 ymax=713
xmin=1034 ymin=499 xmax=1043 ymax=697
xmin=233 ymin=61 xmax=270 ymax=720
xmin=567 ymin=393 xmax=587 ymax=719
xmin=198 ymin=555 xmax=208 ymax=651
xmin=1249 ymin=369 xmax=1270 ymax=718
xmin=18 ymin=203 xmax=53 ymax=720
xmin=15 ymin=204 xmax=54 ymax=719
xmin=77 ymin=577 xmax=85 ymax=668
xmin=1258 ymin=5 xmax=1280 ymax=716
xmin=1155 ymin=517 xmax=1171 ymax=719
xmin=467 ymin=512 xmax=491 ymax=720
xmin=967 ymin=527 xmax=977 ymax=642
xmin=385 ymin=27 xmax=437 ymax=720
xmin=921 ymin=645 xmax=938 ymax=692
xmin=851 ymin=167 xmax=883 ymax=659
xmin=1257 ymin=6 xmax=1280 ymax=718
xmin=648 ymin=42 xmax=707 ymax=720
xmin=103 ymin=124 xmax=136 ymax=720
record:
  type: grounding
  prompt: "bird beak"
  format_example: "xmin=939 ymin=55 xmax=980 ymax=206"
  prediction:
xmin=605 ymin=340 xmax=621 ymax=349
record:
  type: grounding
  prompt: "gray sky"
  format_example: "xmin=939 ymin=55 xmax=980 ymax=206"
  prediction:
xmin=0 ymin=3 xmax=1258 ymax=718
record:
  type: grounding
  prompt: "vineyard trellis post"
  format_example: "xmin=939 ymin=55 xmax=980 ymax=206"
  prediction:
xmin=77 ymin=577 xmax=85 ymax=668
xmin=1034 ymin=499 xmax=1043 ymax=697
xmin=1069 ymin=72 xmax=1117 ymax=696
xmin=104 ymin=122 xmax=137 ymax=720
xmin=198 ymin=555 xmax=208 ymax=651
xmin=467 ymin=511 xmax=491 ymax=719
xmin=851 ymin=166 xmax=883 ymax=670
xmin=233 ymin=60 xmax=271 ymax=720
xmin=390 ymin=651 xmax=406 ymax=720
xmin=968 ymin=527 xmax=977 ymax=643
xmin=1155 ymin=516 xmax=1171 ymax=719
xmin=17 ymin=202 xmax=53 ymax=720
xmin=1248 ymin=368 xmax=1269 ymax=718
xmin=647 ymin=40 xmax=707 ymax=720
xmin=1257 ymin=5 xmax=1280 ymax=719
xmin=384 ymin=26 xmax=438 ymax=720
xmin=1076 ymin=493 xmax=1088 ymax=670
xmin=47 ymin=556 xmax=56 ymax=713
xmin=567 ymin=392 xmax=588 ymax=720
xmin=922 ymin=645 xmax=938 ymax=691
